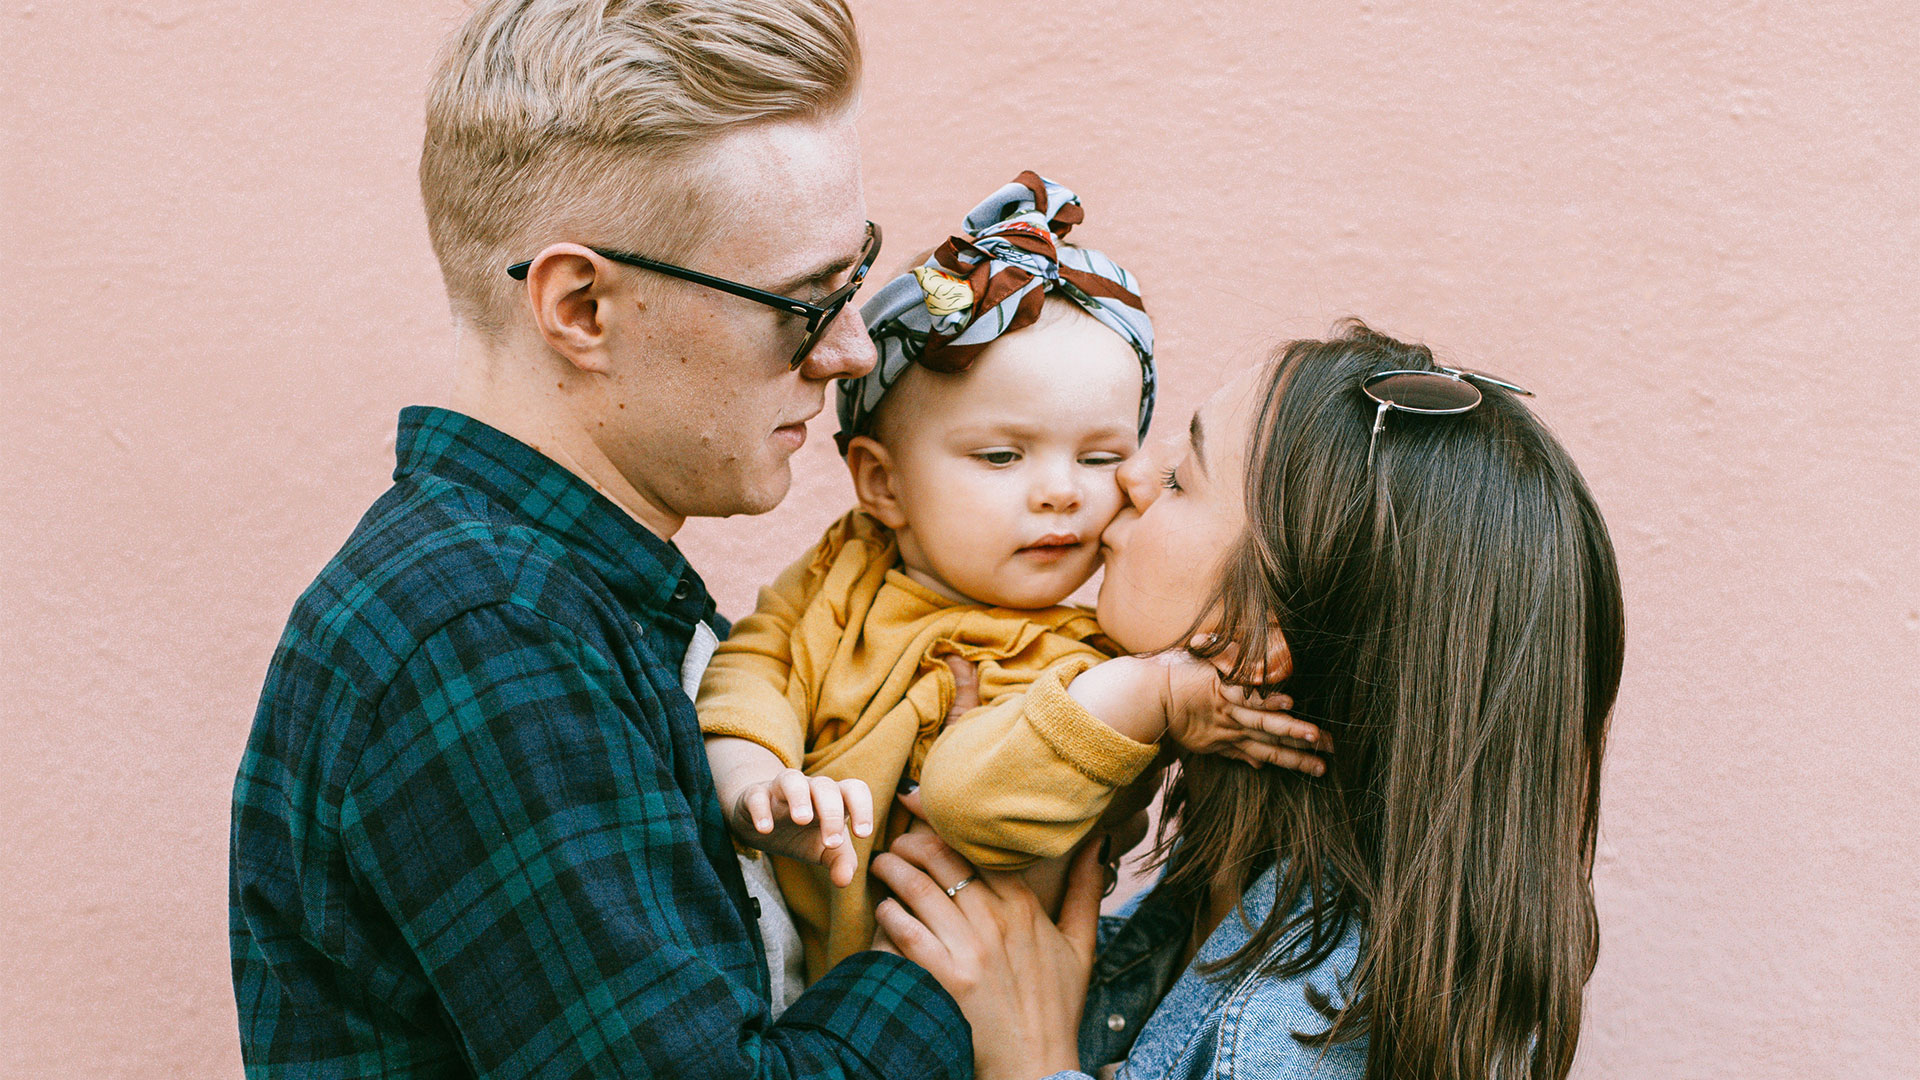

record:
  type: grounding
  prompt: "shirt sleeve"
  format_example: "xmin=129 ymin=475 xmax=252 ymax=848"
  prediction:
xmin=341 ymin=600 xmax=969 ymax=1080
xmin=695 ymin=540 xmax=822 ymax=769
xmin=918 ymin=655 xmax=1160 ymax=871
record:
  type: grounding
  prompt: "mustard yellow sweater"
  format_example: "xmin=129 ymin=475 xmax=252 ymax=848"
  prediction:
xmin=696 ymin=510 xmax=1159 ymax=982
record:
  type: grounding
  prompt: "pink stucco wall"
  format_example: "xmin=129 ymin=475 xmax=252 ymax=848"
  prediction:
xmin=4 ymin=1 xmax=1916 ymax=1076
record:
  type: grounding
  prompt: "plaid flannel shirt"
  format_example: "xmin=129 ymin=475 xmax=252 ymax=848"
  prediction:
xmin=230 ymin=406 xmax=969 ymax=1079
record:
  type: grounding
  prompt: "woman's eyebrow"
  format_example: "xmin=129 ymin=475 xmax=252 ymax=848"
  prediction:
xmin=1189 ymin=413 xmax=1208 ymax=475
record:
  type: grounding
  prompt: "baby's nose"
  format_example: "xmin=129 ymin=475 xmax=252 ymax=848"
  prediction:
xmin=1034 ymin=474 xmax=1083 ymax=512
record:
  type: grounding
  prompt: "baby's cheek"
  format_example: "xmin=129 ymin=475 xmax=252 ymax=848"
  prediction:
xmin=1087 ymin=475 xmax=1127 ymax=529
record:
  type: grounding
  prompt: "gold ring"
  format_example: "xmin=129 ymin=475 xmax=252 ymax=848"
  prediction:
xmin=944 ymin=875 xmax=976 ymax=898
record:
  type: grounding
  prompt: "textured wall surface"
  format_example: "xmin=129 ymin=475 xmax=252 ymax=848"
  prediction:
xmin=3 ymin=1 xmax=1915 ymax=1076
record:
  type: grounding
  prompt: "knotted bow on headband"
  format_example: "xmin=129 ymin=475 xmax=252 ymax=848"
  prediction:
xmin=837 ymin=172 xmax=1156 ymax=452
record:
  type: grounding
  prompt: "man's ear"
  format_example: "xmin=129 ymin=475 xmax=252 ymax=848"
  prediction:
xmin=844 ymin=435 xmax=909 ymax=530
xmin=521 ymin=244 xmax=625 ymax=375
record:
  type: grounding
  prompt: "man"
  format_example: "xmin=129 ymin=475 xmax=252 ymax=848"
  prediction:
xmin=229 ymin=2 xmax=1094 ymax=1076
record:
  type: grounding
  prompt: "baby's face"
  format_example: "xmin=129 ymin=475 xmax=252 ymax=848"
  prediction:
xmin=872 ymin=307 xmax=1142 ymax=610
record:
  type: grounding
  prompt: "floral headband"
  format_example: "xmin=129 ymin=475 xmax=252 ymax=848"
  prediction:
xmin=836 ymin=171 xmax=1156 ymax=452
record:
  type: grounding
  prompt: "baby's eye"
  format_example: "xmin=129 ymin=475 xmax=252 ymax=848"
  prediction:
xmin=1079 ymin=453 xmax=1125 ymax=468
xmin=973 ymin=450 xmax=1021 ymax=466
xmin=1160 ymin=466 xmax=1182 ymax=492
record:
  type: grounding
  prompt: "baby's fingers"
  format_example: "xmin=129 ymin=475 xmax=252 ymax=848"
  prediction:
xmin=810 ymin=775 xmax=847 ymax=849
xmin=1225 ymin=704 xmax=1329 ymax=750
xmin=824 ymin=832 xmax=859 ymax=887
xmin=744 ymin=787 xmax=776 ymax=834
xmin=1218 ymin=682 xmax=1291 ymax=711
xmin=1239 ymin=739 xmax=1328 ymax=777
xmin=776 ymin=769 xmax=814 ymax=826
xmin=842 ymin=778 xmax=874 ymax=839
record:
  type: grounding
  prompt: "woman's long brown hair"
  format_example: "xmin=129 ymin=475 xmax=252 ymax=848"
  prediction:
xmin=1154 ymin=321 xmax=1626 ymax=1080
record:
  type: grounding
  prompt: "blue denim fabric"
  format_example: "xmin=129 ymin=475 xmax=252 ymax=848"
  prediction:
xmin=1050 ymin=866 xmax=1367 ymax=1080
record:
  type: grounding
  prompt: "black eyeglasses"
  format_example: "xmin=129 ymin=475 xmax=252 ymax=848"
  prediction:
xmin=507 ymin=221 xmax=883 ymax=370
xmin=1361 ymin=366 xmax=1533 ymax=463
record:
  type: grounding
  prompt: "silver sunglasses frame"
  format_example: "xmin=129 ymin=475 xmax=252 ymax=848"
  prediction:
xmin=1361 ymin=366 xmax=1535 ymax=462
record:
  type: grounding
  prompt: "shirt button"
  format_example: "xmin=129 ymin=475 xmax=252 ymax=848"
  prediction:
xmin=673 ymin=580 xmax=690 ymax=601
xmin=1107 ymin=1014 xmax=1126 ymax=1032
xmin=631 ymin=620 xmax=646 ymax=638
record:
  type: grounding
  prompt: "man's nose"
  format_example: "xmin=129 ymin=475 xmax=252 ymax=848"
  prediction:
xmin=798 ymin=307 xmax=877 ymax=381
xmin=1115 ymin=451 xmax=1161 ymax=513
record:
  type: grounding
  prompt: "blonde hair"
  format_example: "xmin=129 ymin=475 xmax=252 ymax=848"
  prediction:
xmin=420 ymin=0 xmax=861 ymax=332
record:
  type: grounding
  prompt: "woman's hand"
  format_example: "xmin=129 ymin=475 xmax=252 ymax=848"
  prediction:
xmin=869 ymin=830 xmax=1102 ymax=1080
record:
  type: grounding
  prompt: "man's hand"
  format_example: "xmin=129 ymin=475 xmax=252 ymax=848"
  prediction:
xmin=870 ymin=831 xmax=1100 ymax=1080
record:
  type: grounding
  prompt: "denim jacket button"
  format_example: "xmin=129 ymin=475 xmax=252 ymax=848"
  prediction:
xmin=1106 ymin=1013 xmax=1127 ymax=1032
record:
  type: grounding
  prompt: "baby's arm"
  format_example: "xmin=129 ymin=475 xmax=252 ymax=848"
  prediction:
xmin=1065 ymin=648 xmax=1331 ymax=775
xmin=917 ymin=655 xmax=1159 ymax=873
xmin=918 ymin=648 xmax=1329 ymax=874
xmin=695 ymin=524 xmax=873 ymax=886
xmin=705 ymin=736 xmax=873 ymax=888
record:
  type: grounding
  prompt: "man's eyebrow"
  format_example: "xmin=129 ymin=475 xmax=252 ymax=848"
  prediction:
xmin=1189 ymin=412 xmax=1207 ymax=475
xmin=768 ymin=246 xmax=860 ymax=298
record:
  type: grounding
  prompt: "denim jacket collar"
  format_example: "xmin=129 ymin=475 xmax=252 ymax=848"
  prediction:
xmin=1077 ymin=866 xmax=1366 ymax=1080
xmin=1080 ymin=868 xmax=1284 ymax=1073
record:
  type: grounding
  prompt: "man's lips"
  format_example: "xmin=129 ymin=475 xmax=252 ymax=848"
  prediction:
xmin=772 ymin=412 xmax=817 ymax=450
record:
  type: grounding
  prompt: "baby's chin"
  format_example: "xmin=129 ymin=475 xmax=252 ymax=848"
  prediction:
xmin=958 ymin=571 xmax=1094 ymax=612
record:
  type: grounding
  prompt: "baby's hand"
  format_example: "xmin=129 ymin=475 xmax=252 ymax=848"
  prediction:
xmin=729 ymin=770 xmax=874 ymax=888
xmin=1161 ymin=648 xmax=1330 ymax=776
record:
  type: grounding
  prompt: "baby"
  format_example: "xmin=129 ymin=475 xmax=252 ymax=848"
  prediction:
xmin=696 ymin=174 xmax=1310 ymax=1002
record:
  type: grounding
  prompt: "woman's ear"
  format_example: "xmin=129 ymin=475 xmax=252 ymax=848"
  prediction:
xmin=845 ymin=435 xmax=909 ymax=530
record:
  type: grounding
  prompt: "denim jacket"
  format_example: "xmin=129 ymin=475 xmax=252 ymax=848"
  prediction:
xmin=1047 ymin=866 xmax=1367 ymax=1080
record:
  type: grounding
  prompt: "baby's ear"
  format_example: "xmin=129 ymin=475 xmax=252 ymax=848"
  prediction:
xmin=844 ymin=436 xmax=909 ymax=530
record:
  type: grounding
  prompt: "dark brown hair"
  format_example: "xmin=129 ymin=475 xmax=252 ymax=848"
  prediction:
xmin=1155 ymin=321 xmax=1625 ymax=1080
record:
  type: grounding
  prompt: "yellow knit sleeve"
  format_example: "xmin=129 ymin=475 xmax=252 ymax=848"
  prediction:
xmin=917 ymin=655 xmax=1159 ymax=871
xmin=693 ymin=539 xmax=824 ymax=770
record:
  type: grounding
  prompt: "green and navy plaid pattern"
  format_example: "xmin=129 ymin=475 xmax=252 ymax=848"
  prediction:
xmin=230 ymin=407 xmax=969 ymax=1079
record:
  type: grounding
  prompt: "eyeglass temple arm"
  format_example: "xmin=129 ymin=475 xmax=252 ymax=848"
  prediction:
xmin=505 ymin=252 xmax=818 ymax=321
xmin=1443 ymin=367 xmax=1534 ymax=397
xmin=607 ymin=255 xmax=817 ymax=319
xmin=1368 ymin=400 xmax=1391 ymax=464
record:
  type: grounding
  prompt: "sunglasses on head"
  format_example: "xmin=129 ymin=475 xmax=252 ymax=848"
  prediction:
xmin=1361 ymin=366 xmax=1534 ymax=463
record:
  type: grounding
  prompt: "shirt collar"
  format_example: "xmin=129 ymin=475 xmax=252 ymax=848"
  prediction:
xmin=392 ymin=406 xmax=716 ymax=627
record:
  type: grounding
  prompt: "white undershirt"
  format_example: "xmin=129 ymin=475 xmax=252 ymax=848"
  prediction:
xmin=680 ymin=619 xmax=808 ymax=1016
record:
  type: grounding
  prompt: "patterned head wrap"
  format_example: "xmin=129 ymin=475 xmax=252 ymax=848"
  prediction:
xmin=837 ymin=171 xmax=1155 ymax=453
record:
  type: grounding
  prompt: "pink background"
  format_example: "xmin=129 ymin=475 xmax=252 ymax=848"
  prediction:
xmin=4 ymin=1 xmax=1917 ymax=1076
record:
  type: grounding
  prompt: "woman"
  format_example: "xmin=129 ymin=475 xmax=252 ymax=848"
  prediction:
xmin=872 ymin=321 xmax=1626 ymax=1080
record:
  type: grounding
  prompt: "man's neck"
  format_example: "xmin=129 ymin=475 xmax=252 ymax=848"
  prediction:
xmin=448 ymin=329 xmax=684 ymax=540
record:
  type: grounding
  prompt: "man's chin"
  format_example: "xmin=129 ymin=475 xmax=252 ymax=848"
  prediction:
xmin=691 ymin=465 xmax=792 ymax=519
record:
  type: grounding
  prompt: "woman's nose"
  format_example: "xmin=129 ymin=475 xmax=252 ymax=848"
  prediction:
xmin=1115 ymin=451 xmax=1161 ymax=513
